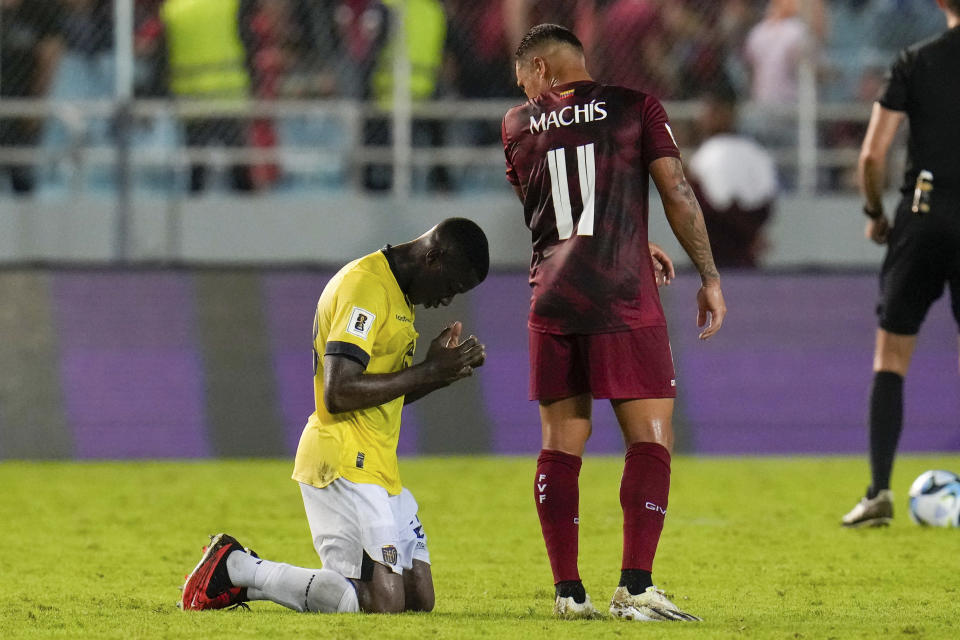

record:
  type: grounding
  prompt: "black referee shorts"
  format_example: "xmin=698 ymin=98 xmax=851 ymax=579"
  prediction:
xmin=877 ymin=191 xmax=960 ymax=335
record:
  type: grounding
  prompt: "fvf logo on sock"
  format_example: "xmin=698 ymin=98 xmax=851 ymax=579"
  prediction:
xmin=537 ymin=473 xmax=547 ymax=503
xmin=645 ymin=501 xmax=667 ymax=516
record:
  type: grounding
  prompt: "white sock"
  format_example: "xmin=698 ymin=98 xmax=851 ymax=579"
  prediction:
xmin=226 ymin=552 xmax=357 ymax=613
xmin=225 ymin=550 xmax=260 ymax=587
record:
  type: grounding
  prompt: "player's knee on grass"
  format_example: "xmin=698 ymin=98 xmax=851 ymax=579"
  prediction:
xmin=403 ymin=560 xmax=435 ymax=612
xmin=356 ymin=553 xmax=405 ymax=613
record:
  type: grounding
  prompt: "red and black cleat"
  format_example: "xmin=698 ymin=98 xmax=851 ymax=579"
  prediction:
xmin=179 ymin=533 xmax=258 ymax=611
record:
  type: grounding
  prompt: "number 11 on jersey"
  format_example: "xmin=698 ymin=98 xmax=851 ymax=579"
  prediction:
xmin=546 ymin=143 xmax=595 ymax=239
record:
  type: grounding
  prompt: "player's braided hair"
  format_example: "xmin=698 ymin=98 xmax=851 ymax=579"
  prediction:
xmin=515 ymin=23 xmax=583 ymax=60
xmin=436 ymin=218 xmax=490 ymax=282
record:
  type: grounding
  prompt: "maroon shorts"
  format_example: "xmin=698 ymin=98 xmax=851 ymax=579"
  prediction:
xmin=529 ymin=325 xmax=676 ymax=401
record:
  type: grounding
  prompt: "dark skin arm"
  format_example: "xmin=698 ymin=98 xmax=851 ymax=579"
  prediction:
xmin=324 ymin=322 xmax=485 ymax=414
xmin=403 ymin=322 xmax=480 ymax=405
xmin=650 ymin=156 xmax=726 ymax=339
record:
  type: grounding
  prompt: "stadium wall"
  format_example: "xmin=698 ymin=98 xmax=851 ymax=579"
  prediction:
xmin=0 ymin=269 xmax=957 ymax=461
xmin=0 ymin=193 xmax=889 ymax=267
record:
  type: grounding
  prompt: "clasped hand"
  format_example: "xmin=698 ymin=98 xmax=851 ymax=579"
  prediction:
xmin=424 ymin=321 xmax=486 ymax=384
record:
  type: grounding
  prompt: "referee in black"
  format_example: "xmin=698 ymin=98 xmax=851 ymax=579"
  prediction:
xmin=842 ymin=0 xmax=960 ymax=527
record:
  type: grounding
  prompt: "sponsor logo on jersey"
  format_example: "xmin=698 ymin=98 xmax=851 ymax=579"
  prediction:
xmin=529 ymin=100 xmax=608 ymax=134
xmin=395 ymin=313 xmax=411 ymax=323
xmin=356 ymin=451 xmax=365 ymax=469
xmin=346 ymin=306 xmax=375 ymax=340
xmin=382 ymin=545 xmax=398 ymax=565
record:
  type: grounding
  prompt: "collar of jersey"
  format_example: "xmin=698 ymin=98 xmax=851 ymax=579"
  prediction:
xmin=538 ymin=79 xmax=594 ymax=100
xmin=379 ymin=245 xmax=412 ymax=306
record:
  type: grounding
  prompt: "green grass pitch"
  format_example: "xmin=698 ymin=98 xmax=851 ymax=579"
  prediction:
xmin=2 ymin=455 xmax=959 ymax=639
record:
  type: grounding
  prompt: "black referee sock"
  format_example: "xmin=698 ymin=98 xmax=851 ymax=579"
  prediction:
xmin=619 ymin=569 xmax=653 ymax=596
xmin=867 ymin=371 xmax=904 ymax=499
xmin=555 ymin=580 xmax=586 ymax=604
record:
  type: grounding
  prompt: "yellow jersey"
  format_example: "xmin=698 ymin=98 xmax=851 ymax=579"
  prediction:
xmin=292 ymin=250 xmax=418 ymax=495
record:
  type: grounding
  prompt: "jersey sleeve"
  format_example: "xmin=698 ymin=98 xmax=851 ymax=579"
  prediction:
xmin=640 ymin=95 xmax=682 ymax=164
xmin=502 ymin=116 xmax=520 ymax=186
xmin=877 ymin=48 xmax=913 ymax=112
xmin=324 ymin=272 xmax=388 ymax=369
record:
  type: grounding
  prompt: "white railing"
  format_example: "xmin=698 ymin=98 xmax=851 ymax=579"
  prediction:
xmin=0 ymin=97 xmax=873 ymax=177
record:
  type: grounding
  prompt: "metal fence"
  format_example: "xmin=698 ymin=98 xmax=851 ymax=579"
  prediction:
xmin=0 ymin=1 xmax=950 ymax=254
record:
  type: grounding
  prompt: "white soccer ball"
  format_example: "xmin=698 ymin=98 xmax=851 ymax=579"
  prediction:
xmin=908 ymin=470 xmax=960 ymax=527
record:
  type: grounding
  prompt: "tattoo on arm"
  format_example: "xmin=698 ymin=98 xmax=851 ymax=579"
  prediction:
xmin=661 ymin=158 xmax=720 ymax=281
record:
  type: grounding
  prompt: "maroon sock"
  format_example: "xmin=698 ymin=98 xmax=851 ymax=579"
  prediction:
xmin=621 ymin=442 xmax=671 ymax=572
xmin=535 ymin=449 xmax=582 ymax=584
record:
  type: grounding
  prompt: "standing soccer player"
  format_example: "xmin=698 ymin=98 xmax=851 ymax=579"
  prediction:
xmin=841 ymin=0 xmax=960 ymax=528
xmin=179 ymin=218 xmax=488 ymax=614
xmin=501 ymin=24 xmax=726 ymax=620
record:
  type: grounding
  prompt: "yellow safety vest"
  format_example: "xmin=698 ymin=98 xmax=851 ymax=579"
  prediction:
xmin=372 ymin=0 xmax=446 ymax=107
xmin=161 ymin=0 xmax=250 ymax=98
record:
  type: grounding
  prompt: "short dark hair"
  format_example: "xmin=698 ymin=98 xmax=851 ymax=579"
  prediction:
xmin=946 ymin=0 xmax=960 ymax=14
xmin=515 ymin=23 xmax=583 ymax=60
xmin=436 ymin=217 xmax=490 ymax=282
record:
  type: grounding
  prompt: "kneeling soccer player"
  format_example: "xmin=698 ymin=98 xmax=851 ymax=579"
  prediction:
xmin=179 ymin=218 xmax=489 ymax=614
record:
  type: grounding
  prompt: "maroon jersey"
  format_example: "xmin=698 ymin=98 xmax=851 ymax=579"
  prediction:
xmin=502 ymin=80 xmax=681 ymax=334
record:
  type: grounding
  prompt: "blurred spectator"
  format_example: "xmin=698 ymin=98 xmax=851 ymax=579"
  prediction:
xmin=445 ymin=0 xmax=514 ymax=99
xmin=742 ymin=0 xmax=823 ymax=153
xmin=743 ymin=0 xmax=821 ymax=106
xmin=364 ymin=0 xmax=448 ymax=192
xmin=870 ymin=0 xmax=945 ymax=53
xmin=244 ymin=0 xmax=334 ymax=188
xmin=0 ymin=0 xmax=64 ymax=194
xmin=133 ymin=1 xmax=168 ymax=97
xmin=42 ymin=0 xmax=113 ymax=190
xmin=504 ymin=0 xmax=597 ymax=54
xmin=592 ymin=0 xmax=677 ymax=97
xmin=159 ymin=0 xmax=254 ymax=193
xmin=687 ymin=81 xmax=777 ymax=268
xmin=60 ymin=0 xmax=111 ymax=57
xmin=443 ymin=0 xmax=515 ymax=190
xmin=590 ymin=1 xmax=748 ymax=101
xmin=664 ymin=1 xmax=731 ymax=99
xmin=822 ymin=0 xmax=880 ymax=103
xmin=714 ymin=0 xmax=765 ymax=93
xmin=247 ymin=0 xmax=337 ymax=99
xmin=333 ymin=0 xmax=389 ymax=98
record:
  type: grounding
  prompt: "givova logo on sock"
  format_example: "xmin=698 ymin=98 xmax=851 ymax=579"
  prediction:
xmin=645 ymin=501 xmax=666 ymax=515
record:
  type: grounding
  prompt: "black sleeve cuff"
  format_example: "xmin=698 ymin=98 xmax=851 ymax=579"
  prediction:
xmin=325 ymin=341 xmax=371 ymax=369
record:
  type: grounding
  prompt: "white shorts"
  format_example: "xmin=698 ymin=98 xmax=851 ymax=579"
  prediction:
xmin=299 ymin=479 xmax=430 ymax=579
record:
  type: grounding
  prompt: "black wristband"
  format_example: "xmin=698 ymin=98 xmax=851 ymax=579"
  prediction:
xmin=863 ymin=205 xmax=883 ymax=220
